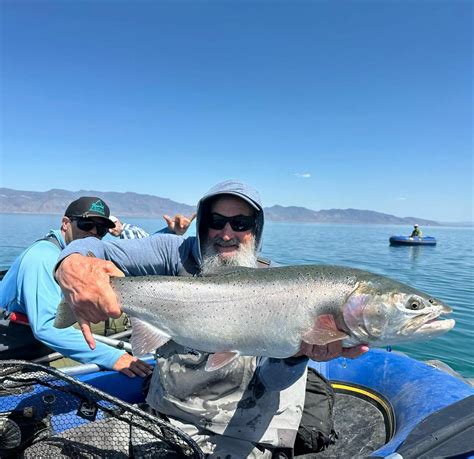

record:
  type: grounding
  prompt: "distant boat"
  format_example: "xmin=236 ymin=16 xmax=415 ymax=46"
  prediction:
xmin=389 ymin=236 xmax=437 ymax=246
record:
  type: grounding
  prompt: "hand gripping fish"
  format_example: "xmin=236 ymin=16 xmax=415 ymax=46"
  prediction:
xmin=55 ymin=265 xmax=455 ymax=371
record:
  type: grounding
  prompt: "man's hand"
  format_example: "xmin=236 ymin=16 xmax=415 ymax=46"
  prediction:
xmin=113 ymin=353 xmax=154 ymax=378
xmin=55 ymin=254 xmax=124 ymax=349
xmin=163 ymin=213 xmax=196 ymax=236
xmin=294 ymin=341 xmax=369 ymax=362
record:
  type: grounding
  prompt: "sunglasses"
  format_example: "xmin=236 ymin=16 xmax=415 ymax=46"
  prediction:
xmin=70 ymin=217 xmax=109 ymax=237
xmin=208 ymin=213 xmax=256 ymax=232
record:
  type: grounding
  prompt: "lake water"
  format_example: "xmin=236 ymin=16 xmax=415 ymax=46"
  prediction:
xmin=1 ymin=213 xmax=472 ymax=377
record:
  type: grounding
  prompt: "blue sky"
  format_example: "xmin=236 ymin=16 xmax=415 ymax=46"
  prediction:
xmin=1 ymin=0 xmax=472 ymax=222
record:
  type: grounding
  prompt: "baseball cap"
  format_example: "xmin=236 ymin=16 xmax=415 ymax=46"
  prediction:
xmin=64 ymin=197 xmax=115 ymax=228
xmin=109 ymin=215 xmax=119 ymax=224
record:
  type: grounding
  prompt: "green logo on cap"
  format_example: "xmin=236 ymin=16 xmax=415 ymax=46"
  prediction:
xmin=89 ymin=200 xmax=105 ymax=215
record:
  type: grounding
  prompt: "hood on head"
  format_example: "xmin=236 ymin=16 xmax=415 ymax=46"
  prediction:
xmin=195 ymin=179 xmax=264 ymax=261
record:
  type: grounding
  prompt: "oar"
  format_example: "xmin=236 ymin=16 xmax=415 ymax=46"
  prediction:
xmin=93 ymin=333 xmax=133 ymax=352
xmin=32 ymin=330 xmax=133 ymax=363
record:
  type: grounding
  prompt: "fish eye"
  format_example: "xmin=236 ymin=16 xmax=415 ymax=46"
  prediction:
xmin=428 ymin=298 xmax=435 ymax=304
xmin=407 ymin=298 xmax=425 ymax=311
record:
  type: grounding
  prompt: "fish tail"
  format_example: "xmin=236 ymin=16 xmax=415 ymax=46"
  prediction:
xmin=54 ymin=300 xmax=78 ymax=328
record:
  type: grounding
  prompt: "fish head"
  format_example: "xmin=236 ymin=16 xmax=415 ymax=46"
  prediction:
xmin=342 ymin=280 xmax=455 ymax=347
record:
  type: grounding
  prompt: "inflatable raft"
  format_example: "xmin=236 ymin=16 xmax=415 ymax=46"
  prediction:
xmin=0 ymin=350 xmax=472 ymax=458
xmin=389 ymin=235 xmax=437 ymax=246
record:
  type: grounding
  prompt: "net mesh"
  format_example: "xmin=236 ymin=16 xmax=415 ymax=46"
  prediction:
xmin=0 ymin=360 xmax=204 ymax=458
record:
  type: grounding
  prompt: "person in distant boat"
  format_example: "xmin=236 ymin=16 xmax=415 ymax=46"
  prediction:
xmin=109 ymin=213 xmax=196 ymax=239
xmin=55 ymin=180 xmax=368 ymax=458
xmin=0 ymin=196 xmax=152 ymax=378
xmin=410 ymin=224 xmax=423 ymax=238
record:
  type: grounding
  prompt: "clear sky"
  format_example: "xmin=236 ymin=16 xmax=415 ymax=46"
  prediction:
xmin=1 ymin=0 xmax=472 ymax=222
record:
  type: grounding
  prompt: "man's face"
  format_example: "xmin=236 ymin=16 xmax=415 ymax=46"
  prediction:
xmin=62 ymin=216 xmax=108 ymax=244
xmin=207 ymin=196 xmax=255 ymax=259
xmin=200 ymin=196 xmax=258 ymax=274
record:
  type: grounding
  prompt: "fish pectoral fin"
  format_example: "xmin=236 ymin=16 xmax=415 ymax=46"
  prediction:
xmin=130 ymin=317 xmax=171 ymax=358
xmin=205 ymin=352 xmax=239 ymax=372
xmin=302 ymin=314 xmax=349 ymax=346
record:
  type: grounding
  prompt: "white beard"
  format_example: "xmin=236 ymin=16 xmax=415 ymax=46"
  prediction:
xmin=201 ymin=236 xmax=258 ymax=275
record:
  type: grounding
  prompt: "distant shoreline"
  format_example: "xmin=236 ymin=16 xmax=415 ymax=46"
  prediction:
xmin=1 ymin=188 xmax=472 ymax=226
xmin=1 ymin=211 xmax=472 ymax=228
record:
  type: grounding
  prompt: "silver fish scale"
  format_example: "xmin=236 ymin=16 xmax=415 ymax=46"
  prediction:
xmin=111 ymin=266 xmax=358 ymax=357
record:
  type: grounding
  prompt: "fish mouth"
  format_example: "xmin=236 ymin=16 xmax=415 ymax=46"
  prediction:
xmin=403 ymin=310 xmax=455 ymax=335
xmin=440 ymin=304 xmax=453 ymax=314
xmin=418 ymin=317 xmax=455 ymax=333
xmin=416 ymin=307 xmax=456 ymax=335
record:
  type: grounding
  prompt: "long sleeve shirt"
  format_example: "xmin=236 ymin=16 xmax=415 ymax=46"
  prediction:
xmin=0 ymin=230 xmax=125 ymax=369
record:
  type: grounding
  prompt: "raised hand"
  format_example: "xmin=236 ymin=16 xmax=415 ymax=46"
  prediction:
xmin=163 ymin=212 xmax=196 ymax=236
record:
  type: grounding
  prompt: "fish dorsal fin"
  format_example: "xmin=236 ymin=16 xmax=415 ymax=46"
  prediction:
xmin=200 ymin=266 xmax=255 ymax=277
xmin=302 ymin=314 xmax=349 ymax=346
xmin=205 ymin=351 xmax=239 ymax=371
xmin=130 ymin=317 xmax=171 ymax=357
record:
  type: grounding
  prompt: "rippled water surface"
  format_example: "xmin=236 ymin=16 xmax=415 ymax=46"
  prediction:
xmin=1 ymin=214 xmax=472 ymax=377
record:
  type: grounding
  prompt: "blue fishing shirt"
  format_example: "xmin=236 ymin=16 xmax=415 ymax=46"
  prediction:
xmin=0 ymin=230 xmax=125 ymax=369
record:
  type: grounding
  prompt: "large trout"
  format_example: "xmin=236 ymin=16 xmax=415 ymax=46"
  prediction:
xmin=55 ymin=265 xmax=454 ymax=370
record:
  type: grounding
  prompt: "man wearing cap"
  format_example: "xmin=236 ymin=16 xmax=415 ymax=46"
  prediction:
xmin=410 ymin=224 xmax=423 ymax=238
xmin=54 ymin=181 xmax=366 ymax=457
xmin=0 ymin=196 xmax=152 ymax=378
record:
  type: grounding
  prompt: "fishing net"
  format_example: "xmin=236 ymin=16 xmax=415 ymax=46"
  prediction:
xmin=0 ymin=360 xmax=204 ymax=458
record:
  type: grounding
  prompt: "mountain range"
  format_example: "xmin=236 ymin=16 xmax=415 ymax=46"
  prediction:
xmin=0 ymin=187 xmax=463 ymax=226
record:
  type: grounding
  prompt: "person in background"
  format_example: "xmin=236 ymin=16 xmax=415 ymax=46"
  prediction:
xmin=55 ymin=180 xmax=367 ymax=458
xmin=109 ymin=213 xmax=196 ymax=239
xmin=0 ymin=196 xmax=152 ymax=378
xmin=109 ymin=216 xmax=149 ymax=239
xmin=410 ymin=224 xmax=423 ymax=237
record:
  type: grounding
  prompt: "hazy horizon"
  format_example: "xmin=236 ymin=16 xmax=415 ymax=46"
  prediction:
xmin=1 ymin=186 xmax=472 ymax=225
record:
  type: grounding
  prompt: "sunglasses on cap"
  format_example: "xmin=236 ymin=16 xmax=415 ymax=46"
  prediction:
xmin=69 ymin=217 xmax=109 ymax=237
xmin=208 ymin=213 xmax=256 ymax=232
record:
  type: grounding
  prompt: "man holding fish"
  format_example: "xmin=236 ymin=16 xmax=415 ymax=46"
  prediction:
xmin=53 ymin=180 xmax=368 ymax=457
xmin=54 ymin=180 xmax=453 ymax=458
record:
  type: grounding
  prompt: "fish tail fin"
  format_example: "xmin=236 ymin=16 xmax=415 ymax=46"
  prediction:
xmin=54 ymin=300 xmax=78 ymax=328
